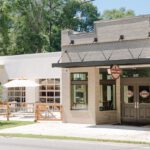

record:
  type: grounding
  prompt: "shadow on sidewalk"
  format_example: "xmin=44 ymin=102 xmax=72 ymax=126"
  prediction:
xmin=87 ymin=123 xmax=150 ymax=132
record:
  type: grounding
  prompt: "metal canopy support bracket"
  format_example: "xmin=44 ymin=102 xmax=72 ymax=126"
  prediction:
xmin=64 ymin=50 xmax=72 ymax=62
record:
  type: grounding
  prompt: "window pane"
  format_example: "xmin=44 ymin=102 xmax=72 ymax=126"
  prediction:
xmin=100 ymin=84 xmax=116 ymax=111
xmin=55 ymin=98 xmax=60 ymax=103
xmin=47 ymin=85 xmax=54 ymax=90
xmin=122 ymin=68 xmax=150 ymax=78
xmin=47 ymin=92 xmax=54 ymax=97
xmin=55 ymin=78 xmax=60 ymax=84
xmin=139 ymin=86 xmax=150 ymax=103
xmin=47 ymin=79 xmax=54 ymax=84
xmin=39 ymin=78 xmax=61 ymax=103
xmin=71 ymin=84 xmax=88 ymax=110
xmin=40 ymin=92 xmax=46 ymax=97
xmin=55 ymin=92 xmax=60 ymax=97
xmin=71 ymin=73 xmax=88 ymax=81
xmin=40 ymin=98 xmax=46 ymax=103
xmin=100 ymin=71 xmax=113 ymax=80
xmin=47 ymin=98 xmax=54 ymax=103
xmin=55 ymin=85 xmax=60 ymax=90
xmin=8 ymin=87 xmax=26 ymax=103
xmin=40 ymin=86 xmax=46 ymax=90
xmin=39 ymin=79 xmax=47 ymax=84
xmin=124 ymin=85 xmax=134 ymax=104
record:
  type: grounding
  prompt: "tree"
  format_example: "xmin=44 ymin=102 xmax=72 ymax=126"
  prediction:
xmin=102 ymin=7 xmax=135 ymax=20
xmin=12 ymin=0 xmax=66 ymax=53
xmin=0 ymin=0 xmax=13 ymax=55
xmin=61 ymin=0 xmax=99 ymax=32
xmin=12 ymin=0 xmax=99 ymax=53
xmin=12 ymin=0 xmax=49 ymax=53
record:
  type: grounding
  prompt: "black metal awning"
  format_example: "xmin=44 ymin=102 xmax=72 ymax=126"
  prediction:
xmin=52 ymin=58 xmax=150 ymax=68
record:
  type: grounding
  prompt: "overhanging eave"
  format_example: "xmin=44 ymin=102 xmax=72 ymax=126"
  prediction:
xmin=52 ymin=58 xmax=150 ymax=68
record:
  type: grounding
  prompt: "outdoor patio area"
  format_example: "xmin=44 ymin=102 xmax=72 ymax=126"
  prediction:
xmin=0 ymin=102 xmax=63 ymax=122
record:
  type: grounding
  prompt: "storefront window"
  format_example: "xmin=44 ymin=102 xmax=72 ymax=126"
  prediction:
xmin=100 ymin=70 xmax=116 ymax=111
xmin=71 ymin=73 xmax=88 ymax=110
xmin=39 ymin=78 xmax=60 ymax=103
xmin=71 ymin=73 xmax=88 ymax=81
xmin=8 ymin=87 xmax=26 ymax=103
xmin=122 ymin=68 xmax=150 ymax=78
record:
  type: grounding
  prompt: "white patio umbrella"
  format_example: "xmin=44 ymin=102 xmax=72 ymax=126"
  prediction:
xmin=3 ymin=79 xmax=39 ymax=88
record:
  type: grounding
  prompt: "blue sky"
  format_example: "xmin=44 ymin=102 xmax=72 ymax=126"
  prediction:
xmin=92 ymin=0 xmax=150 ymax=16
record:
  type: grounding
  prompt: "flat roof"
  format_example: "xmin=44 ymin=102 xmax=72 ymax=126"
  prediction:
xmin=0 ymin=52 xmax=61 ymax=60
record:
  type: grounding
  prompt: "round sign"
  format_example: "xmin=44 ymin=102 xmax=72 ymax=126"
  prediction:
xmin=128 ymin=90 xmax=133 ymax=98
xmin=110 ymin=65 xmax=122 ymax=79
xmin=140 ymin=90 xmax=149 ymax=98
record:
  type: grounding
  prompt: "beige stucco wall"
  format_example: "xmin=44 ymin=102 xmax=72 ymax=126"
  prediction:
xmin=62 ymin=67 xmax=98 ymax=124
xmin=95 ymin=69 xmax=119 ymax=124
xmin=62 ymin=67 xmax=121 ymax=124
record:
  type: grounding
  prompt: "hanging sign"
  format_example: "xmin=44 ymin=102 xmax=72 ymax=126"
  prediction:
xmin=110 ymin=65 xmax=122 ymax=79
xmin=139 ymin=90 xmax=149 ymax=98
xmin=128 ymin=90 xmax=134 ymax=98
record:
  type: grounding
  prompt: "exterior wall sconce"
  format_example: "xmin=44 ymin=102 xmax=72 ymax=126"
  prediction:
xmin=70 ymin=40 xmax=74 ymax=44
xmin=93 ymin=37 xmax=98 ymax=42
xmin=119 ymin=35 xmax=124 ymax=40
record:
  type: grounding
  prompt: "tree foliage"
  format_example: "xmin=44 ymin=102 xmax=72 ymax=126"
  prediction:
xmin=0 ymin=0 xmax=99 ymax=54
xmin=0 ymin=1 xmax=135 ymax=55
xmin=102 ymin=7 xmax=135 ymax=20
xmin=61 ymin=0 xmax=99 ymax=32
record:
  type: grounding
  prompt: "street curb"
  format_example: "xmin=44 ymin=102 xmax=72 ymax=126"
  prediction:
xmin=0 ymin=133 xmax=150 ymax=146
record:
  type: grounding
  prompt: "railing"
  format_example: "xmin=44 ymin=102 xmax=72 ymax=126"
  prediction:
xmin=0 ymin=102 xmax=63 ymax=121
xmin=0 ymin=102 xmax=10 ymax=120
xmin=9 ymin=102 xmax=35 ymax=114
xmin=35 ymin=103 xmax=63 ymax=121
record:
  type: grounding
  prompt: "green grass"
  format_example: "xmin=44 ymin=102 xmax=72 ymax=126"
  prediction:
xmin=0 ymin=133 xmax=149 ymax=146
xmin=0 ymin=121 xmax=35 ymax=129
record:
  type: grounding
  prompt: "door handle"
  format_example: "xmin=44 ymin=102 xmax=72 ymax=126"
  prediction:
xmin=134 ymin=102 xmax=137 ymax=109
xmin=137 ymin=102 xmax=139 ymax=109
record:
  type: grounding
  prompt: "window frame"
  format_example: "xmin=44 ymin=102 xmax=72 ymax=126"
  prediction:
xmin=99 ymin=78 xmax=116 ymax=111
xmin=39 ymin=78 xmax=61 ymax=103
xmin=8 ymin=87 xmax=26 ymax=103
xmin=70 ymin=72 xmax=88 ymax=110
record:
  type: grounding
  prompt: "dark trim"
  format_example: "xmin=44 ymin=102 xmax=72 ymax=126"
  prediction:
xmin=52 ymin=58 xmax=150 ymax=68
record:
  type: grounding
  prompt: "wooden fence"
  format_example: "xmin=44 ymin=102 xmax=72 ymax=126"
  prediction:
xmin=0 ymin=102 xmax=9 ymax=121
xmin=0 ymin=102 xmax=63 ymax=121
xmin=35 ymin=103 xmax=63 ymax=121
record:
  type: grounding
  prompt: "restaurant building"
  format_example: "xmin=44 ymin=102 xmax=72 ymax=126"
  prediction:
xmin=53 ymin=15 xmax=150 ymax=124
xmin=0 ymin=52 xmax=62 ymax=105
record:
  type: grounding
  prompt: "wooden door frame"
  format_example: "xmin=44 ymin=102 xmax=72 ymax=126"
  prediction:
xmin=121 ymin=77 xmax=150 ymax=124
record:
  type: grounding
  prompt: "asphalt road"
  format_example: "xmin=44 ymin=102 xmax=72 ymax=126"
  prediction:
xmin=0 ymin=137 xmax=149 ymax=150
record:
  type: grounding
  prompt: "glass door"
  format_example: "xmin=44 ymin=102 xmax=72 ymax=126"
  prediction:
xmin=122 ymin=84 xmax=137 ymax=122
xmin=121 ymin=78 xmax=150 ymax=124
xmin=137 ymin=85 xmax=150 ymax=123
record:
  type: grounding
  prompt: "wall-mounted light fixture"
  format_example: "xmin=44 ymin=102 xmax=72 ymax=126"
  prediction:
xmin=70 ymin=40 xmax=74 ymax=44
xmin=93 ymin=37 xmax=98 ymax=42
xmin=119 ymin=35 xmax=124 ymax=40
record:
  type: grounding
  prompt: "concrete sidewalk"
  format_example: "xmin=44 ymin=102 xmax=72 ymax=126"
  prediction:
xmin=0 ymin=121 xmax=150 ymax=143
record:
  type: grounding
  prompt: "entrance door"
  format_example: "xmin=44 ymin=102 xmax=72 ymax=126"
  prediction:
xmin=121 ymin=78 xmax=150 ymax=124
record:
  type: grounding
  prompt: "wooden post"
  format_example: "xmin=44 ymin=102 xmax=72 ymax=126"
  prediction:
xmin=60 ymin=105 xmax=63 ymax=121
xmin=35 ymin=104 xmax=39 ymax=122
xmin=6 ymin=102 xmax=10 ymax=121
